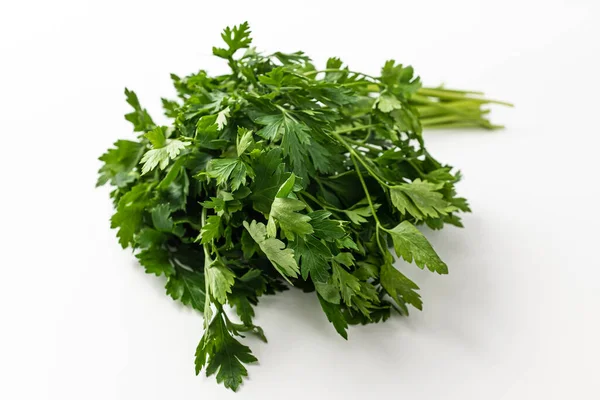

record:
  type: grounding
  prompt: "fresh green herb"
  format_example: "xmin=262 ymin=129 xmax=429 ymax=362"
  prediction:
xmin=98 ymin=22 xmax=508 ymax=391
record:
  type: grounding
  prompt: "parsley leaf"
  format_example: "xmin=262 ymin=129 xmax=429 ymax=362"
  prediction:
xmin=386 ymin=221 xmax=448 ymax=274
xmin=318 ymin=294 xmax=348 ymax=339
xmin=205 ymin=261 xmax=236 ymax=304
xmin=124 ymin=88 xmax=155 ymax=132
xmin=97 ymin=140 xmax=144 ymax=187
xmin=166 ymin=266 xmax=206 ymax=312
xmin=243 ymin=220 xmax=300 ymax=282
xmin=390 ymin=179 xmax=457 ymax=219
xmin=195 ymin=312 xmax=257 ymax=392
xmin=206 ymin=158 xmax=253 ymax=191
xmin=212 ymin=21 xmax=253 ymax=59
xmin=380 ymin=262 xmax=422 ymax=314
xmin=140 ymin=139 xmax=188 ymax=174
xmin=291 ymin=235 xmax=331 ymax=282
xmin=267 ymin=197 xmax=313 ymax=238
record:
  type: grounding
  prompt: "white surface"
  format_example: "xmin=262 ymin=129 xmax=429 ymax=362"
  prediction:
xmin=1 ymin=1 xmax=599 ymax=399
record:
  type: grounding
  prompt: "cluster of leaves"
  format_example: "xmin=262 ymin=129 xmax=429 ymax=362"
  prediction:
xmin=98 ymin=22 xmax=471 ymax=391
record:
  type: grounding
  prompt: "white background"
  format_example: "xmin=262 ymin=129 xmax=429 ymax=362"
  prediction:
xmin=1 ymin=1 xmax=599 ymax=399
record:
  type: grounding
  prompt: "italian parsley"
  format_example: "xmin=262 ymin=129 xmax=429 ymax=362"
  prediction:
xmin=98 ymin=22 xmax=508 ymax=391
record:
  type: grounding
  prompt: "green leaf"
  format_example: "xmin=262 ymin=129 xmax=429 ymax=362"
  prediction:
xmin=212 ymin=21 xmax=253 ymax=59
xmin=376 ymin=94 xmax=403 ymax=113
xmin=275 ymin=173 xmax=296 ymax=199
xmin=136 ymin=247 xmax=175 ymax=277
xmin=324 ymin=57 xmax=345 ymax=81
xmin=317 ymin=294 xmax=348 ymax=339
xmin=97 ymin=140 xmax=144 ymax=187
xmin=344 ymin=203 xmax=379 ymax=225
xmin=140 ymin=139 xmax=188 ymax=174
xmin=290 ymin=235 xmax=331 ymax=282
xmin=165 ymin=266 xmax=206 ymax=311
xmin=195 ymin=312 xmax=257 ymax=392
xmin=216 ymin=106 xmax=230 ymax=130
xmin=110 ymin=183 xmax=154 ymax=248
xmin=255 ymin=114 xmax=311 ymax=179
xmin=280 ymin=118 xmax=311 ymax=177
xmin=380 ymin=262 xmax=422 ymax=314
xmin=205 ymin=261 xmax=236 ymax=304
xmin=124 ymin=88 xmax=155 ymax=132
xmin=337 ymin=237 xmax=359 ymax=251
xmin=380 ymin=61 xmax=421 ymax=97
xmin=334 ymin=252 xmax=355 ymax=267
xmin=236 ymin=127 xmax=254 ymax=156
xmin=199 ymin=215 xmax=222 ymax=244
xmin=243 ymin=220 xmax=299 ymax=282
xmin=151 ymin=204 xmax=174 ymax=232
xmin=144 ymin=126 xmax=166 ymax=148
xmin=255 ymin=114 xmax=285 ymax=141
xmin=390 ymin=179 xmax=456 ymax=219
xmin=229 ymin=295 xmax=254 ymax=326
xmin=206 ymin=158 xmax=253 ymax=191
xmin=309 ymin=211 xmax=346 ymax=241
xmin=315 ymin=282 xmax=340 ymax=304
xmin=387 ymin=221 xmax=448 ymax=274
xmin=240 ymin=229 xmax=258 ymax=259
xmin=268 ymin=197 xmax=313 ymax=238
xmin=195 ymin=115 xmax=228 ymax=150
xmin=228 ymin=270 xmax=267 ymax=327
xmin=161 ymin=98 xmax=180 ymax=118
xmin=249 ymin=148 xmax=289 ymax=214
xmin=332 ymin=263 xmax=361 ymax=306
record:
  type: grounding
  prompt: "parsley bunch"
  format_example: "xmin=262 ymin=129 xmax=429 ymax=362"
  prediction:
xmin=98 ymin=22 xmax=506 ymax=391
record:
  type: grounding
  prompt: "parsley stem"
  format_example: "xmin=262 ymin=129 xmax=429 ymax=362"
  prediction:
xmin=333 ymin=124 xmax=381 ymax=135
xmin=304 ymin=69 xmax=379 ymax=81
xmin=420 ymin=86 xmax=485 ymax=95
xmin=299 ymin=194 xmax=315 ymax=213
xmin=200 ymin=207 xmax=210 ymax=258
xmin=350 ymin=154 xmax=387 ymax=255
xmin=299 ymin=191 xmax=343 ymax=214
xmin=298 ymin=191 xmax=323 ymax=208
xmin=419 ymin=114 xmax=484 ymax=125
xmin=416 ymin=87 xmax=514 ymax=107
xmin=421 ymin=121 xmax=505 ymax=129
xmin=331 ymin=130 xmax=390 ymax=188
xmin=200 ymin=207 xmax=214 ymax=328
xmin=350 ymin=155 xmax=381 ymax=226
xmin=341 ymin=81 xmax=381 ymax=88
xmin=344 ymin=138 xmax=384 ymax=153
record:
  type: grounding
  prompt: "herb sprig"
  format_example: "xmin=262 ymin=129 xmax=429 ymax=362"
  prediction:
xmin=98 ymin=22 xmax=507 ymax=391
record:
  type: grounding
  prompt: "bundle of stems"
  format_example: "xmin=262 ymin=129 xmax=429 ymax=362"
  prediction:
xmin=412 ymin=87 xmax=513 ymax=129
xmin=309 ymin=69 xmax=512 ymax=129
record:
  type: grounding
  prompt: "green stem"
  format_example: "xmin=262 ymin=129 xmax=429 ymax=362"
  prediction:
xmin=341 ymin=81 xmax=377 ymax=88
xmin=345 ymin=138 xmax=384 ymax=153
xmin=300 ymin=191 xmax=343 ymax=213
xmin=417 ymin=105 xmax=490 ymax=118
xmin=299 ymin=191 xmax=326 ymax=208
xmin=420 ymin=86 xmax=485 ymax=95
xmin=304 ymin=69 xmax=378 ymax=81
xmin=350 ymin=155 xmax=387 ymax=255
xmin=200 ymin=207 xmax=213 ymax=328
xmin=350 ymin=155 xmax=380 ymax=226
xmin=417 ymin=87 xmax=514 ymax=107
xmin=331 ymin=130 xmax=390 ymax=188
xmin=420 ymin=114 xmax=480 ymax=125
xmin=333 ymin=124 xmax=381 ymax=135
xmin=422 ymin=121 xmax=505 ymax=129
xmin=298 ymin=194 xmax=314 ymax=213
